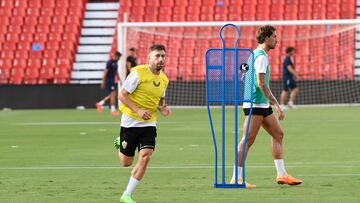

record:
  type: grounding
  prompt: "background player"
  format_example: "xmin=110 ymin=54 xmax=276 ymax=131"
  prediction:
xmin=126 ymin=47 xmax=138 ymax=77
xmin=96 ymin=51 xmax=122 ymax=115
xmin=280 ymin=47 xmax=300 ymax=110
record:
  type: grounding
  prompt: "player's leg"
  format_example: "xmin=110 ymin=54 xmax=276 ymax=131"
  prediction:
xmin=117 ymin=127 xmax=137 ymax=167
xmin=262 ymin=114 xmax=302 ymax=185
xmin=109 ymin=83 xmax=119 ymax=115
xmin=96 ymin=95 xmax=110 ymax=113
xmin=288 ymin=87 xmax=299 ymax=108
xmin=110 ymin=90 xmax=119 ymax=115
xmin=231 ymin=114 xmax=263 ymax=188
xmin=288 ymin=79 xmax=298 ymax=109
xmin=280 ymin=79 xmax=290 ymax=110
xmin=121 ymin=127 xmax=156 ymax=202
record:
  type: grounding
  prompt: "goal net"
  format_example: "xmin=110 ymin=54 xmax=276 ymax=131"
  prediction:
xmin=118 ymin=20 xmax=360 ymax=106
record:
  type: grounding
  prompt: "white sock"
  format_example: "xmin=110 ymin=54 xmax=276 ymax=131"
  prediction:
xmin=98 ymin=100 xmax=105 ymax=106
xmin=232 ymin=166 xmax=243 ymax=180
xmin=288 ymin=101 xmax=294 ymax=106
xmin=123 ymin=176 xmax=139 ymax=196
xmin=111 ymin=105 xmax=116 ymax=112
xmin=274 ymin=159 xmax=287 ymax=176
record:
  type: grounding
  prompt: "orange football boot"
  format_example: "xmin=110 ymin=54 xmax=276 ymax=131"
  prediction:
xmin=276 ymin=174 xmax=303 ymax=185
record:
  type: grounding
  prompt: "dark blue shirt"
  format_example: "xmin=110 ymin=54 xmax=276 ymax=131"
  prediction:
xmin=106 ymin=59 xmax=118 ymax=83
xmin=282 ymin=56 xmax=294 ymax=80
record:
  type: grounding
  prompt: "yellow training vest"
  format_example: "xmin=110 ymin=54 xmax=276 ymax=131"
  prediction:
xmin=119 ymin=65 xmax=169 ymax=122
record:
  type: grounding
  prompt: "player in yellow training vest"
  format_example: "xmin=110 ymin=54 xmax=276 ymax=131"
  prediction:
xmin=115 ymin=44 xmax=171 ymax=203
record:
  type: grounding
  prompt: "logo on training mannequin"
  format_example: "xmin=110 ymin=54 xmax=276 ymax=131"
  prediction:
xmin=239 ymin=63 xmax=249 ymax=72
xmin=122 ymin=141 xmax=127 ymax=149
xmin=153 ymin=81 xmax=160 ymax=87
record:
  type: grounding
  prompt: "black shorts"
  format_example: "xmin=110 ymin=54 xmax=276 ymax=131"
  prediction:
xmin=243 ymin=107 xmax=273 ymax=117
xmin=106 ymin=82 xmax=117 ymax=93
xmin=283 ymin=78 xmax=297 ymax=91
xmin=119 ymin=126 xmax=157 ymax=157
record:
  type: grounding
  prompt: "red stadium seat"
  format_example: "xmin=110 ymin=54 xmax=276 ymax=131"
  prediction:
xmin=10 ymin=16 xmax=24 ymax=24
xmin=33 ymin=33 xmax=48 ymax=43
xmin=39 ymin=67 xmax=54 ymax=79
xmin=54 ymin=67 xmax=70 ymax=78
xmin=43 ymin=50 xmax=58 ymax=59
xmin=56 ymin=0 xmax=70 ymax=8
xmin=0 ymin=59 xmax=13 ymax=69
xmin=46 ymin=41 xmax=60 ymax=50
xmin=54 ymin=7 xmax=68 ymax=16
xmin=36 ymin=24 xmax=50 ymax=33
xmin=10 ymin=67 xmax=25 ymax=81
xmin=64 ymin=24 xmax=80 ymax=33
xmin=42 ymin=1 xmax=56 ymax=8
xmin=38 ymin=16 xmax=52 ymax=24
xmin=19 ymin=33 xmax=33 ymax=42
xmin=27 ymin=58 xmax=42 ymax=69
xmin=28 ymin=0 xmax=42 ymax=8
xmin=42 ymin=59 xmax=56 ymax=69
xmin=2 ymin=42 xmax=17 ymax=51
xmin=59 ymin=41 xmax=76 ymax=53
xmin=0 ymin=50 xmax=14 ymax=59
xmin=53 ymin=78 xmax=69 ymax=84
xmin=29 ymin=50 xmax=43 ymax=59
xmin=53 ymin=16 xmax=67 ymax=24
xmin=0 ymin=67 xmax=11 ymax=82
xmin=14 ymin=50 xmax=29 ymax=59
xmin=48 ymin=33 xmax=62 ymax=41
xmin=17 ymin=41 xmax=30 ymax=51
xmin=24 ymin=68 xmax=39 ymax=80
xmin=8 ymin=25 xmax=22 ymax=33
xmin=161 ymin=0 xmax=174 ymax=6
xmin=6 ymin=33 xmax=20 ymax=41
xmin=27 ymin=7 xmax=40 ymax=16
xmin=12 ymin=59 xmax=27 ymax=69
xmin=24 ymin=16 xmax=37 ymax=25
xmin=68 ymin=7 xmax=84 ymax=16
xmin=0 ymin=0 xmax=15 ymax=8
xmin=56 ymin=59 xmax=72 ymax=70
xmin=40 ymin=7 xmax=54 ymax=16
xmin=50 ymin=24 xmax=64 ymax=33
xmin=58 ymin=50 xmax=74 ymax=60
xmin=66 ymin=15 xmax=82 ymax=25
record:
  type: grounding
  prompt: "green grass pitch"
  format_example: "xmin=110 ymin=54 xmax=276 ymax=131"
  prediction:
xmin=0 ymin=107 xmax=360 ymax=203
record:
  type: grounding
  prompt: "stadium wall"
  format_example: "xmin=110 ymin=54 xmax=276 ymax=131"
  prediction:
xmin=1 ymin=81 xmax=360 ymax=109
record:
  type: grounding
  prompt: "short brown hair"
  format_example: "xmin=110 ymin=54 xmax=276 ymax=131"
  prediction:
xmin=148 ymin=44 xmax=166 ymax=53
xmin=285 ymin=47 xmax=295 ymax=54
xmin=256 ymin=25 xmax=276 ymax=44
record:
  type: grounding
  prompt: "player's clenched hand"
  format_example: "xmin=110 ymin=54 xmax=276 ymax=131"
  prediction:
xmin=100 ymin=82 xmax=105 ymax=89
xmin=159 ymin=103 xmax=171 ymax=117
xmin=137 ymin=109 xmax=152 ymax=120
xmin=274 ymin=105 xmax=284 ymax=120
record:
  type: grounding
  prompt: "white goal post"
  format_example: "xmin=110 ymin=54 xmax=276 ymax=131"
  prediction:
xmin=117 ymin=19 xmax=360 ymax=106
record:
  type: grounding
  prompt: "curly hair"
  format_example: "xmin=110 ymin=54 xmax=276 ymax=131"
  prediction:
xmin=256 ymin=25 xmax=276 ymax=44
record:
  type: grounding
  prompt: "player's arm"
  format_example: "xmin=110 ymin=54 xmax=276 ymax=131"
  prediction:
xmin=101 ymin=68 xmax=108 ymax=89
xmin=257 ymin=73 xmax=284 ymax=120
xmin=126 ymin=61 xmax=132 ymax=73
xmin=158 ymin=97 xmax=171 ymax=117
xmin=286 ymin=64 xmax=300 ymax=80
xmin=119 ymin=89 xmax=152 ymax=120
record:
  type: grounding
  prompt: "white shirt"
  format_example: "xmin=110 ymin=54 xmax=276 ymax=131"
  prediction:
xmin=243 ymin=47 xmax=270 ymax=109
xmin=120 ymin=69 xmax=166 ymax=127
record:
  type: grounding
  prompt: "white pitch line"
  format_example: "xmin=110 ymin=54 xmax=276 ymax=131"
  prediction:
xmin=15 ymin=121 xmax=180 ymax=126
xmin=0 ymin=164 xmax=359 ymax=170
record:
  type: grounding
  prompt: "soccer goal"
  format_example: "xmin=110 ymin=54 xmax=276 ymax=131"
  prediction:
xmin=118 ymin=19 xmax=360 ymax=106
